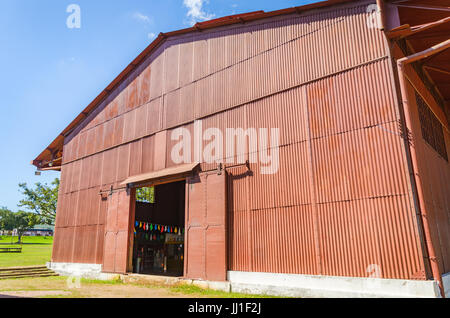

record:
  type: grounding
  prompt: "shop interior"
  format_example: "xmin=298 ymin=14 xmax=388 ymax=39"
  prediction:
xmin=132 ymin=181 xmax=186 ymax=277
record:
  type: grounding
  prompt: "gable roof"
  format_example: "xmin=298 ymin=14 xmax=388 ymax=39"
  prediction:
xmin=32 ymin=0 xmax=355 ymax=170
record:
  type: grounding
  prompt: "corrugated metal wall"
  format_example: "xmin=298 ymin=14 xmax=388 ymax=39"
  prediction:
xmin=401 ymin=61 xmax=450 ymax=275
xmin=53 ymin=0 xmax=428 ymax=279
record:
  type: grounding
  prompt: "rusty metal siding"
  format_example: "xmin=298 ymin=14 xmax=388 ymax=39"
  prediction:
xmin=61 ymin=3 xmax=387 ymax=165
xmin=402 ymin=67 xmax=450 ymax=275
xmin=225 ymin=61 xmax=424 ymax=279
xmin=52 ymin=0 xmax=429 ymax=280
xmin=249 ymin=205 xmax=317 ymax=275
xmin=53 ymin=150 xmax=108 ymax=264
xmin=186 ymin=172 xmax=227 ymax=281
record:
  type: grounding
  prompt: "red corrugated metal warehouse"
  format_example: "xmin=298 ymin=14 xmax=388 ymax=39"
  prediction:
xmin=33 ymin=0 xmax=450 ymax=297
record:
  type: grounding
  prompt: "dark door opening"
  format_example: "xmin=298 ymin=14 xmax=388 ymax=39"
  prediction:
xmin=132 ymin=180 xmax=185 ymax=277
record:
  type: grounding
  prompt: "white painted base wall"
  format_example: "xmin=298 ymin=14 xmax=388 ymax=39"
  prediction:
xmin=46 ymin=262 xmax=118 ymax=280
xmin=442 ymin=272 xmax=450 ymax=298
xmin=227 ymin=271 xmax=443 ymax=298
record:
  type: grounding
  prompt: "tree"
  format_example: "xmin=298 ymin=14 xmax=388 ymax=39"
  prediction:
xmin=18 ymin=178 xmax=59 ymax=226
xmin=0 ymin=207 xmax=12 ymax=231
xmin=0 ymin=208 xmax=39 ymax=243
xmin=136 ymin=187 xmax=155 ymax=203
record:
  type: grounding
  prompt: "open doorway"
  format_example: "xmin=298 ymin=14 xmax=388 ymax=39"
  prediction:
xmin=132 ymin=181 xmax=185 ymax=277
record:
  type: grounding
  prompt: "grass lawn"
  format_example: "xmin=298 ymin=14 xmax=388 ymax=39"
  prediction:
xmin=0 ymin=276 xmax=279 ymax=298
xmin=0 ymin=236 xmax=53 ymax=268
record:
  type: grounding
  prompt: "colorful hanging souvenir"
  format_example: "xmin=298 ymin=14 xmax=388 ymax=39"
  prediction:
xmin=150 ymin=224 xmax=153 ymax=231
xmin=175 ymin=227 xmax=178 ymax=234
xmin=135 ymin=221 xmax=138 ymax=227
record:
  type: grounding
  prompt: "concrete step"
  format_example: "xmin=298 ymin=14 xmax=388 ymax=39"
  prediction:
xmin=0 ymin=270 xmax=52 ymax=276
xmin=0 ymin=267 xmax=49 ymax=273
xmin=0 ymin=273 xmax=59 ymax=280
xmin=0 ymin=270 xmax=55 ymax=277
xmin=0 ymin=266 xmax=59 ymax=280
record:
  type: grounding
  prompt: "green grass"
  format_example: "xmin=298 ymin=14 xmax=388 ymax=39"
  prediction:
xmin=168 ymin=283 xmax=280 ymax=298
xmin=75 ymin=278 xmax=279 ymax=298
xmin=0 ymin=236 xmax=53 ymax=268
xmin=77 ymin=278 xmax=279 ymax=298
xmin=80 ymin=277 xmax=123 ymax=285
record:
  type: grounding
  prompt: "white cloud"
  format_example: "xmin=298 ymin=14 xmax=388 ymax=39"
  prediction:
xmin=57 ymin=57 xmax=76 ymax=67
xmin=132 ymin=12 xmax=153 ymax=24
xmin=231 ymin=3 xmax=238 ymax=14
xmin=183 ymin=0 xmax=215 ymax=25
xmin=148 ymin=32 xmax=157 ymax=40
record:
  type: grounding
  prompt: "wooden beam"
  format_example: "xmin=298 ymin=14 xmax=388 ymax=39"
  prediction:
xmin=387 ymin=16 xmax=450 ymax=39
xmin=396 ymin=4 xmax=450 ymax=12
xmin=424 ymin=65 xmax=450 ymax=76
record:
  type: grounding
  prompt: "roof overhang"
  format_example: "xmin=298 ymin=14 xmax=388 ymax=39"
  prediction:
xmin=121 ymin=162 xmax=200 ymax=188
xmin=386 ymin=0 xmax=450 ymax=124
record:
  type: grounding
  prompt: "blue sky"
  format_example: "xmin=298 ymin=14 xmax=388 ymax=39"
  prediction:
xmin=0 ymin=0 xmax=313 ymax=211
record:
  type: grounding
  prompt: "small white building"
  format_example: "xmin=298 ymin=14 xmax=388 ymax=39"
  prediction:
xmin=12 ymin=225 xmax=54 ymax=237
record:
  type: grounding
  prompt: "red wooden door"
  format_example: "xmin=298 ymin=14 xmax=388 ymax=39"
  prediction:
xmin=103 ymin=190 xmax=132 ymax=274
xmin=185 ymin=172 xmax=227 ymax=281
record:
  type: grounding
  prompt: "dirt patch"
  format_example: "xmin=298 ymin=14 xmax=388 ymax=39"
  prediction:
xmin=0 ymin=290 xmax=71 ymax=298
xmin=71 ymin=284 xmax=204 ymax=298
xmin=0 ymin=277 xmax=209 ymax=298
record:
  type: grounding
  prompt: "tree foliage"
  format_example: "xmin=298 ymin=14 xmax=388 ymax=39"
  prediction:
xmin=136 ymin=187 xmax=155 ymax=203
xmin=0 ymin=207 xmax=11 ymax=228
xmin=18 ymin=178 xmax=59 ymax=226
xmin=0 ymin=208 xmax=39 ymax=243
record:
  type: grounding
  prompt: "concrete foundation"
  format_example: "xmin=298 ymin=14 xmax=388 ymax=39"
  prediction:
xmin=46 ymin=263 xmax=446 ymax=298
xmin=121 ymin=273 xmax=231 ymax=292
xmin=227 ymin=271 xmax=442 ymax=298
xmin=46 ymin=262 xmax=119 ymax=280
xmin=442 ymin=272 xmax=450 ymax=298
